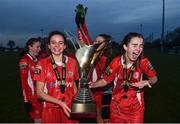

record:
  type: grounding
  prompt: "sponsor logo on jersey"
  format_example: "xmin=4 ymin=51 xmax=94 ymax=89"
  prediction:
xmin=49 ymin=82 xmax=55 ymax=88
xmin=55 ymin=80 xmax=73 ymax=88
xmin=19 ymin=63 xmax=27 ymax=70
xmin=66 ymin=82 xmax=73 ymax=87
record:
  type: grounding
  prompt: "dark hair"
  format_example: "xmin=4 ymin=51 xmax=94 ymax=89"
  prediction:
xmin=25 ymin=37 xmax=41 ymax=50
xmin=120 ymin=32 xmax=144 ymax=53
xmin=20 ymin=37 xmax=40 ymax=56
xmin=47 ymin=30 xmax=67 ymax=45
xmin=97 ymin=34 xmax=112 ymax=42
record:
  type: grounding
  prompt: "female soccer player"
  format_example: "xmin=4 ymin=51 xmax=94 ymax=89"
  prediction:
xmin=89 ymin=32 xmax=158 ymax=123
xmin=34 ymin=31 xmax=79 ymax=123
xmin=19 ymin=38 xmax=42 ymax=122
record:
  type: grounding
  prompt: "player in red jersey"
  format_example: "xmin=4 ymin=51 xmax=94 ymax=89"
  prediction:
xmin=19 ymin=38 xmax=42 ymax=122
xmin=88 ymin=34 xmax=112 ymax=123
xmin=34 ymin=31 xmax=79 ymax=123
xmin=89 ymin=32 xmax=158 ymax=123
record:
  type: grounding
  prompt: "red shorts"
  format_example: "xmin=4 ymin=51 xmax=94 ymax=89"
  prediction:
xmin=29 ymin=97 xmax=42 ymax=119
xmin=42 ymin=107 xmax=78 ymax=123
xmin=110 ymin=98 xmax=144 ymax=123
xmin=92 ymin=91 xmax=103 ymax=109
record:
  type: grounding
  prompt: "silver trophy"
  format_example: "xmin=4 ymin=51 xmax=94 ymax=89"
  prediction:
xmin=71 ymin=45 xmax=97 ymax=118
xmin=64 ymin=30 xmax=97 ymax=118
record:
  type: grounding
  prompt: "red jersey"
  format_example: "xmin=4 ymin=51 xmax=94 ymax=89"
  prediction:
xmin=19 ymin=53 xmax=38 ymax=102
xmin=89 ymin=55 xmax=107 ymax=109
xmin=91 ymin=55 xmax=107 ymax=82
xmin=90 ymin=55 xmax=107 ymax=94
xmin=34 ymin=56 xmax=79 ymax=109
xmin=103 ymin=55 xmax=157 ymax=123
xmin=19 ymin=53 xmax=42 ymax=119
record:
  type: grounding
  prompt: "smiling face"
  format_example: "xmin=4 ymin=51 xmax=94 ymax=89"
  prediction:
xmin=48 ymin=34 xmax=66 ymax=56
xmin=123 ymin=37 xmax=144 ymax=63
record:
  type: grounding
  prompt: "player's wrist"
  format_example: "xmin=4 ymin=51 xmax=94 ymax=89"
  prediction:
xmin=146 ymin=80 xmax=152 ymax=88
xmin=58 ymin=99 xmax=65 ymax=106
xmin=146 ymin=80 xmax=149 ymax=84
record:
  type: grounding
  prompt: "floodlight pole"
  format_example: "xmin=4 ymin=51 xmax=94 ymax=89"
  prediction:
xmin=161 ymin=0 xmax=165 ymax=52
xmin=140 ymin=24 xmax=143 ymax=34
xmin=40 ymin=29 xmax=45 ymax=47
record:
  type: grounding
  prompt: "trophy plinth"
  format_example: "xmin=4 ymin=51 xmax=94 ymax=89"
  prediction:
xmin=70 ymin=45 xmax=97 ymax=118
xmin=71 ymin=78 xmax=96 ymax=118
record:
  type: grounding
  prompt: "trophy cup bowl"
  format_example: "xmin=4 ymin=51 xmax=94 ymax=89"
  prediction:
xmin=70 ymin=45 xmax=97 ymax=118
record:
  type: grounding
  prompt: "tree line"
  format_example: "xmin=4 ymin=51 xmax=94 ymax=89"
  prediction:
xmin=1 ymin=26 xmax=180 ymax=52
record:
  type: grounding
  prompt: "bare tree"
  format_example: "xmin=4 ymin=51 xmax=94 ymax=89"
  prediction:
xmin=7 ymin=40 xmax=15 ymax=50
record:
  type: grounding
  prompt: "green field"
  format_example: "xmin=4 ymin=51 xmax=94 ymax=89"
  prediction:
xmin=0 ymin=52 xmax=31 ymax=122
xmin=0 ymin=49 xmax=180 ymax=122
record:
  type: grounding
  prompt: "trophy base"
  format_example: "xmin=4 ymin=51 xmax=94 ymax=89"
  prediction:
xmin=70 ymin=112 xmax=96 ymax=118
xmin=71 ymin=103 xmax=96 ymax=118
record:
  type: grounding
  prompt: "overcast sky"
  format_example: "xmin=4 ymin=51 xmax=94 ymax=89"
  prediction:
xmin=0 ymin=0 xmax=180 ymax=47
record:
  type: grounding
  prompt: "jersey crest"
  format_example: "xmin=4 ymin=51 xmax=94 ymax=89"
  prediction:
xmin=34 ymin=65 xmax=41 ymax=74
xmin=133 ymin=72 xmax=139 ymax=79
xmin=68 ymin=71 xmax=73 ymax=78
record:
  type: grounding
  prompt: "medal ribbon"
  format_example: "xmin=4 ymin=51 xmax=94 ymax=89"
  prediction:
xmin=122 ymin=54 xmax=136 ymax=96
xmin=50 ymin=54 xmax=66 ymax=93
xmin=28 ymin=53 xmax=38 ymax=64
